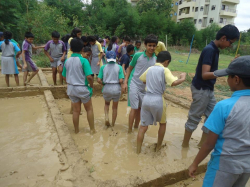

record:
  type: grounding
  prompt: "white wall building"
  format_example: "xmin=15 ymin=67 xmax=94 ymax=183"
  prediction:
xmin=177 ymin=0 xmax=239 ymax=30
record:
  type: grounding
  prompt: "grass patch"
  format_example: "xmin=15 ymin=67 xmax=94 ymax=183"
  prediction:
xmin=215 ymin=84 xmax=232 ymax=97
xmin=33 ymin=53 xmax=51 ymax=68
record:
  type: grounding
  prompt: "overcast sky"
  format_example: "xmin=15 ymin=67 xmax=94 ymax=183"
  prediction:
xmin=235 ymin=0 xmax=250 ymax=31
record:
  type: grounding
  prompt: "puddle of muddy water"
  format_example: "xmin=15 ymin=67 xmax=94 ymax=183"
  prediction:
xmin=0 ymin=73 xmax=40 ymax=87
xmin=0 ymin=96 xmax=61 ymax=186
xmin=57 ymin=97 xmax=205 ymax=183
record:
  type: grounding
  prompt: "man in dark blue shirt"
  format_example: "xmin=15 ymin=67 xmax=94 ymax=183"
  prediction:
xmin=120 ymin=44 xmax=134 ymax=76
xmin=182 ymin=25 xmax=240 ymax=148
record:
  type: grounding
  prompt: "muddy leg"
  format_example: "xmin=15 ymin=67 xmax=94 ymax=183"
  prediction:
xmin=182 ymin=130 xmax=193 ymax=148
xmin=58 ymin=65 xmax=63 ymax=85
xmin=104 ymin=101 xmax=110 ymax=127
xmin=5 ymin=74 xmax=10 ymax=87
xmin=156 ymin=123 xmax=166 ymax=152
xmin=70 ymin=102 xmax=73 ymax=114
xmin=128 ymin=109 xmax=137 ymax=133
xmin=134 ymin=108 xmax=141 ymax=129
xmin=197 ymin=132 xmax=208 ymax=147
xmin=137 ymin=125 xmax=148 ymax=154
xmin=111 ymin=101 xmax=119 ymax=127
xmin=52 ymin=67 xmax=57 ymax=85
xmin=14 ymin=74 xmax=19 ymax=86
xmin=83 ymin=99 xmax=96 ymax=134
xmin=23 ymin=71 xmax=28 ymax=86
xmin=72 ymin=101 xmax=81 ymax=134
xmin=25 ymin=69 xmax=39 ymax=84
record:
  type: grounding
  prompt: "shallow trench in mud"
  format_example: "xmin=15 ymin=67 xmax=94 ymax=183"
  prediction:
xmin=56 ymin=97 xmax=205 ymax=183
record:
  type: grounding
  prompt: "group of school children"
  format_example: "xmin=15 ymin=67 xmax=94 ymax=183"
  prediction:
xmin=0 ymin=24 xmax=250 ymax=187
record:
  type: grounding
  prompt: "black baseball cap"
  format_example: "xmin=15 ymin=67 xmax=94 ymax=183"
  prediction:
xmin=214 ymin=56 xmax=250 ymax=78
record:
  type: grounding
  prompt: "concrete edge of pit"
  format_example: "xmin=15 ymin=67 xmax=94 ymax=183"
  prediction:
xmin=37 ymin=69 xmax=49 ymax=86
xmin=43 ymin=90 xmax=97 ymax=186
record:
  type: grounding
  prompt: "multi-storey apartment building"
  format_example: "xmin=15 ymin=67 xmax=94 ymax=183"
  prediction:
xmin=176 ymin=0 xmax=239 ymax=30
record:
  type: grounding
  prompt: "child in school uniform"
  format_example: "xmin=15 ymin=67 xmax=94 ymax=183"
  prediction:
xmin=67 ymin=28 xmax=82 ymax=59
xmin=62 ymin=38 xmax=96 ymax=134
xmin=44 ymin=31 xmax=66 ymax=85
xmin=134 ymin=40 xmax=142 ymax=54
xmin=88 ymin=36 xmax=103 ymax=77
xmin=123 ymin=34 xmax=158 ymax=133
xmin=182 ymin=25 xmax=240 ymax=148
xmin=107 ymin=36 xmax=119 ymax=58
xmin=120 ymin=44 xmax=134 ymax=77
xmin=118 ymin=36 xmax=131 ymax=58
xmin=97 ymin=51 xmax=124 ymax=127
xmin=98 ymin=38 xmax=107 ymax=65
xmin=21 ymin=32 xmax=45 ymax=86
xmin=137 ymin=51 xmax=186 ymax=154
xmin=188 ymin=56 xmax=250 ymax=187
xmin=0 ymin=31 xmax=21 ymax=87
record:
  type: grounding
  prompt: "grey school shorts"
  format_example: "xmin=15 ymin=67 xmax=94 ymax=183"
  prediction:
xmin=185 ymin=85 xmax=216 ymax=133
xmin=50 ymin=57 xmax=63 ymax=68
xmin=141 ymin=94 xmax=167 ymax=126
xmin=102 ymin=83 xmax=121 ymax=102
xmin=21 ymin=59 xmax=38 ymax=72
xmin=129 ymin=85 xmax=145 ymax=109
xmin=203 ymin=165 xmax=250 ymax=187
xmin=67 ymin=85 xmax=91 ymax=104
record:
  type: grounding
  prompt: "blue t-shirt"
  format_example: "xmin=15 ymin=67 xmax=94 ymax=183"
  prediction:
xmin=192 ymin=41 xmax=219 ymax=90
xmin=120 ymin=53 xmax=130 ymax=70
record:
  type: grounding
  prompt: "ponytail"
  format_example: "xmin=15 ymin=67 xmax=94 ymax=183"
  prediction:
xmin=107 ymin=36 xmax=117 ymax=51
xmin=3 ymin=31 xmax=12 ymax=45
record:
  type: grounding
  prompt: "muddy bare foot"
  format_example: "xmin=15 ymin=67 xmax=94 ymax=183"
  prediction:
xmin=105 ymin=121 xmax=110 ymax=127
xmin=128 ymin=128 xmax=132 ymax=134
xmin=75 ymin=129 xmax=79 ymax=134
xmin=182 ymin=142 xmax=189 ymax=148
xmin=90 ymin=129 xmax=96 ymax=135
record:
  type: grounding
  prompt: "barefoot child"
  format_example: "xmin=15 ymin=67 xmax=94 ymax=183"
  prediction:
xmin=21 ymin=32 xmax=45 ymax=86
xmin=62 ymin=38 xmax=96 ymax=134
xmin=0 ymin=31 xmax=21 ymax=87
xmin=44 ymin=31 xmax=66 ymax=85
xmin=97 ymin=51 xmax=124 ymax=127
xmin=137 ymin=51 xmax=186 ymax=154
xmin=123 ymin=34 xmax=158 ymax=133
xmin=188 ymin=56 xmax=250 ymax=187
xmin=88 ymin=36 xmax=103 ymax=78
xmin=182 ymin=25 xmax=240 ymax=148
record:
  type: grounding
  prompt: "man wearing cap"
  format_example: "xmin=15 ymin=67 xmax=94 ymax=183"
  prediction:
xmin=188 ymin=56 xmax=250 ymax=187
xmin=97 ymin=51 xmax=125 ymax=128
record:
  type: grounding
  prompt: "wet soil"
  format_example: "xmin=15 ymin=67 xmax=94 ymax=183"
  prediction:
xmin=0 ymin=73 xmax=40 ymax=87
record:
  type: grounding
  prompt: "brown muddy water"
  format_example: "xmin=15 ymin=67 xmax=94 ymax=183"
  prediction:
xmin=0 ymin=96 xmax=62 ymax=186
xmin=0 ymin=73 xmax=40 ymax=87
xmin=57 ymin=97 xmax=205 ymax=183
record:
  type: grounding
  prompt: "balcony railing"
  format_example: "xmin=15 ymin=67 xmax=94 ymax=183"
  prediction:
xmin=219 ymin=21 xmax=235 ymax=25
xmin=221 ymin=8 xmax=237 ymax=13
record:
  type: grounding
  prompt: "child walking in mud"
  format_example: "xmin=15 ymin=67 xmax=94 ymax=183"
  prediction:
xmin=123 ymin=34 xmax=158 ymax=133
xmin=97 ymin=51 xmax=124 ymax=128
xmin=62 ymin=38 xmax=96 ymax=134
xmin=137 ymin=51 xmax=186 ymax=154
xmin=188 ymin=56 xmax=250 ymax=187
xmin=22 ymin=32 xmax=45 ymax=86
xmin=44 ymin=31 xmax=66 ymax=85
xmin=182 ymin=25 xmax=240 ymax=148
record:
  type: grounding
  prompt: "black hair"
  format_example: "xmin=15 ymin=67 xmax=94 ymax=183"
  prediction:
xmin=94 ymin=35 xmax=99 ymax=40
xmin=127 ymin=44 xmax=134 ymax=53
xmin=107 ymin=36 xmax=117 ymax=51
xmin=71 ymin=27 xmax=81 ymax=38
xmin=98 ymin=38 xmax=104 ymax=43
xmin=135 ymin=40 xmax=141 ymax=45
xmin=87 ymin=36 xmax=96 ymax=43
xmin=144 ymin=34 xmax=158 ymax=45
xmin=52 ymin=31 xmax=60 ymax=38
xmin=230 ymin=75 xmax=250 ymax=87
xmin=25 ymin=32 xmax=34 ymax=39
xmin=62 ymin=34 xmax=70 ymax=43
xmin=3 ymin=31 xmax=12 ymax=45
xmin=70 ymin=38 xmax=84 ymax=53
xmin=83 ymin=46 xmax=92 ymax=53
xmin=105 ymin=36 xmax=110 ymax=40
xmin=123 ymin=36 xmax=131 ymax=42
xmin=81 ymin=36 xmax=88 ymax=43
xmin=157 ymin=51 xmax=171 ymax=63
xmin=216 ymin=24 xmax=240 ymax=40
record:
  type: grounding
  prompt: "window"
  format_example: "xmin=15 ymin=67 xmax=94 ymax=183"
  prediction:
xmin=179 ymin=0 xmax=182 ymax=5
xmin=174 ymin=12 xmax=177 ymax=16
xmin=171 ymin=3 xmax=174 ymax=7
xmin=195 ymin=7 xmax=198 ymax=12
xmin=192 ymin=7 xmax=195 ymax=12
xmin=211 ymin=5 xmax=216 ymax=10
xmin=199 ymin=19 xmax=202 ymax=24
xmin=175 ymin=2 xmax=178 ymax=5
xmin=200 ymin=6 xmax=204 ymax=11
xmin=194 ymin=19 xmax=197 ymax=24
xmin=220 ymin=18 xmax=223 ymax=23
xmin=209 ymin=18 xmax=214 ymax=23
